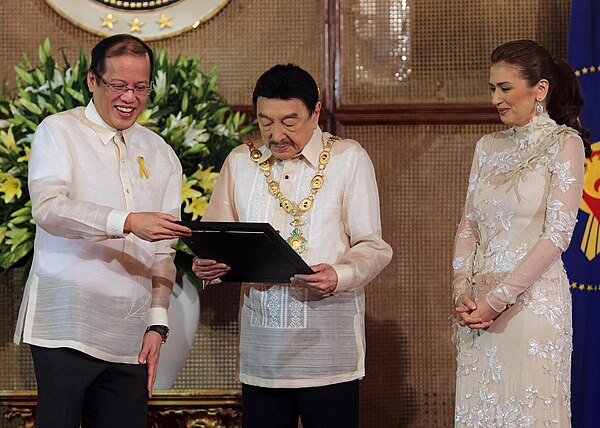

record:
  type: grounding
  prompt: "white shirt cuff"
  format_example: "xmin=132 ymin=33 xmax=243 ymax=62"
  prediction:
xmin=330 ymin=263 xmax=353 ymax=294
xmin=146 ymin=307 xmax=169 ymax=328
xmin=106 ymin=209 xmax=129 ymax=238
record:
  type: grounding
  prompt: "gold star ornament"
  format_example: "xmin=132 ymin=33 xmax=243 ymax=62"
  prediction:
xmin=101 ymin=13 xmax=117 ymax=30
xmin=156 ymin=13 xmax=172 ymax=30
xmin=129 ymin=17 xmax=145 ymax=33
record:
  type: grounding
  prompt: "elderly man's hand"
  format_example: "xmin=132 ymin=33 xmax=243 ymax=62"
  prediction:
xmin=291 ymin=263 xmax=338 ymax=297
xmin=192 ymin=257 xmax=230 ymax=282
xmin=125 ymin=212 xmax=191 ymax=242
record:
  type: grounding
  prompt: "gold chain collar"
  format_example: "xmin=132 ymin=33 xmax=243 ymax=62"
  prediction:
xmin=245 ymin=134 xmax=340 ymax=253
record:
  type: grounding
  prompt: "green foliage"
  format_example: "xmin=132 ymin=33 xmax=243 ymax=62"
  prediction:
xmin=0 ymin=38 xmax=256 ymax=275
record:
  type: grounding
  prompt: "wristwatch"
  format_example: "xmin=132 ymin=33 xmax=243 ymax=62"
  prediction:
xmin=145 ymin=325 xmax=169 ymax=344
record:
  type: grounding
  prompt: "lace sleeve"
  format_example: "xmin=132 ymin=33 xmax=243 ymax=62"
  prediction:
xmin=485 ymin=135 xmax=585 ymax=312
xmin=452 ymin=138 xmax=483 ymax=304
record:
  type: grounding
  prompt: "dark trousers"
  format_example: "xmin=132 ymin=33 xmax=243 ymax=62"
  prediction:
xmin=242 ymin=380 xmax=359 ymax=428
xmin=30 ymin=345 xmax=148 ymax=428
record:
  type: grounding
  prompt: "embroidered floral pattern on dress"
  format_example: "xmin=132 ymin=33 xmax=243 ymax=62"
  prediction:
xmin=454 ymin=344 xmax=539 ymax=427
xmin=453 ymin=256 xmax=466 ymax=271
xmin=459 ymin=229 xmax=475 ymax=239
xmin=482 ymin=236 xmax=527 ymax=274
xmin=541 ymin=199 xmax=578 ymax=251
xmin=550 ymin=160 xmax=576 ymax=192
xmin=493 ymin=199 xmax=514 ymax=231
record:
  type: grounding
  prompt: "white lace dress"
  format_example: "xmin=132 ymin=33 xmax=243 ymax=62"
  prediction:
xmin=453 ymin=114 xmax=585 ymax=427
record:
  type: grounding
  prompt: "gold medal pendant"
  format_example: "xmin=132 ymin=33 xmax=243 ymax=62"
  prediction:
xmin=287 ymin=227 xmax=307 ymax=254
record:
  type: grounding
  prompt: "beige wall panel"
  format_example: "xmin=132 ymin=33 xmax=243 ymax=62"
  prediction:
xmin=339 ymin=123 xmax=504 ymax=426
xmin=173 ymin=283 xmax=241 ymax=389
xmin=340 ymin=0 xmax=570 ymax=104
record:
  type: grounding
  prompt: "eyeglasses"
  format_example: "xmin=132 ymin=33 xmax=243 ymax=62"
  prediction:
xmin=93 ymin=71 xmax=152 ymax=96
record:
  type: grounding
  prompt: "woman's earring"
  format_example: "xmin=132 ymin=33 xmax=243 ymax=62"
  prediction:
xmin=536 ymin=98 xmax=545 ymax=114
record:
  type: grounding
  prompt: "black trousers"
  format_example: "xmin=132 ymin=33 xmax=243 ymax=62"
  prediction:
xmin=30 ymin=345 xmax=148 ymax=428
xmin=242 ymin=380 xmax=359 ymax=428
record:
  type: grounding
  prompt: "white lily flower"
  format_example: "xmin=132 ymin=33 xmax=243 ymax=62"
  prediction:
xmin=213 ymin=124 xmax=231 ymax=137
xmin=154 ymin=70 xmax=167 ymax=99
xmin=183 ymin=120 xmax=208 ymax=147
xmin=49 ymin=69 xmax=64 ymax=90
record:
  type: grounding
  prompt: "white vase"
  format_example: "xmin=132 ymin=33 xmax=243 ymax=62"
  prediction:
xmin=154 ymin=274 xmax=200 ymax=389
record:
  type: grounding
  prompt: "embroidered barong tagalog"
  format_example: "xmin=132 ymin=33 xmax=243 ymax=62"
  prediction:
xmin=246 ymin=134 xmax=340 ymax=253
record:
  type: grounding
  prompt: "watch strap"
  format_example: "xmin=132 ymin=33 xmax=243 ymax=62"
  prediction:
xmin=145 ymin=324 xmax=169 ymax=344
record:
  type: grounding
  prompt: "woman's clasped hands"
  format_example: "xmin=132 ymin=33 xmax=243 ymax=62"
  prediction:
xmin=455 ymin=293 xmax=501 ymax=330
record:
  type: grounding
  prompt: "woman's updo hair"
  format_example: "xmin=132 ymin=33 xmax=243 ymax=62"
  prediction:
xmin=491 ymin=39 xmax=591 ymax=157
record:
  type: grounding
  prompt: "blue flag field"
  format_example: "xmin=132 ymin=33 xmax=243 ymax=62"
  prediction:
xmin=563 ymin=1 xmax=600 ymax=426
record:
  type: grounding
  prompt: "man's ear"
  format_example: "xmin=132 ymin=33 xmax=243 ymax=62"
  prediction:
xmin=87 ymin=70 xmax=96 ymax=94
xmin=312 ymin=101 xmax=322 ymax=128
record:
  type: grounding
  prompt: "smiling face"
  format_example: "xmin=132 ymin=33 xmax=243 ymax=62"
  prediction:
xmin=489 ymin=62 xmax=548 ymax=127
xmin=256 ymin=97 xmax=321 ymax=161
xmin=87 ymin=54 xmax=151 ymax=131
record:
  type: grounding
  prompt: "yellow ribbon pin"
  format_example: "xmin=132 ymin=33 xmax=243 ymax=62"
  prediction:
xmin=137 ymin=156 xmax=150 ymax=179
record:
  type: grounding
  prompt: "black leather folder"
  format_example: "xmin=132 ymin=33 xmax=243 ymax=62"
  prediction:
xmin=179 ymin=221 xmax=314 ymax=283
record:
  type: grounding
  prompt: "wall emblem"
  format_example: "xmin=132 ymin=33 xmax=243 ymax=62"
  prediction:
xmin=45 ymin=0 xmax=230 ymax=40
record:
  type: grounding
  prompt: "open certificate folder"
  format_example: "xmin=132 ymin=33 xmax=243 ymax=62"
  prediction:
xmin=179 ymin=221 xmax=314 ymax=283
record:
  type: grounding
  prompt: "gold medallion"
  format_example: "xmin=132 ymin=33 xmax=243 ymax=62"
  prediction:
xmin=311 ymin=175 xmax=324 ymax=189
xmin=298 ymin=198 xmax=312 ymax=212
xmin=250 ymin=149 xmax=262 ymax=161
xmin=268 ymin=182 xmax=280 ymax=195
xmin=259 ymin=161 xmax=270 ymax=171
xmin=281 ymin=199 xmax=294 ymax=213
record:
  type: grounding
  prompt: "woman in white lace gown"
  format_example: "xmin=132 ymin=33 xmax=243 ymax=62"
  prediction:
xmin=453 ymin=40 xmax=591 ymax=427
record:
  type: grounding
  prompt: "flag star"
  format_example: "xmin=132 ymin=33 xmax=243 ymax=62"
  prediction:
xmin=579 ymin=284 xmax=585 ymax=290
xmin=571 ymin=282 xmax=578 ymax=289
xmin=588 ymin=285 xmax=594 ymax=291
xmin=582 ymin=67 xmax=589 ymax=74
xmin=591 ymin=66 xmax=597 ymax=72
xmin=575 ymin=70 xmax=581 ymax=77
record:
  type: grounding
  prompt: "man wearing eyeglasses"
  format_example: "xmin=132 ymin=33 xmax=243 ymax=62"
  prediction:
xmin=13 ymin=34 xmax=191 ymax=428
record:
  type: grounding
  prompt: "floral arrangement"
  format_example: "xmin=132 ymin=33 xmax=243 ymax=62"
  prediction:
xmin=0 ymin=38 xmax=255 ymax=280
